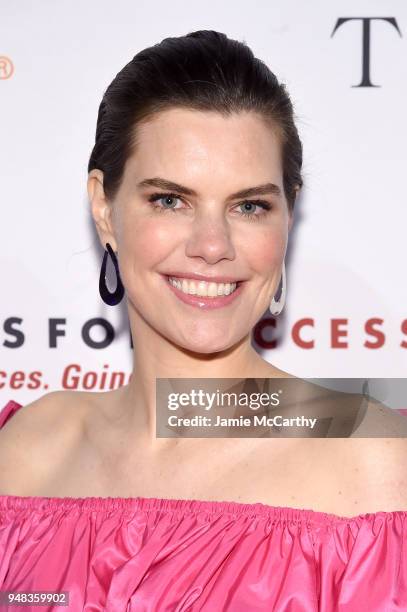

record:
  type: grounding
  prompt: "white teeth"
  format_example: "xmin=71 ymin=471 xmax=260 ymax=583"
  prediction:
xmin=168 ymin=276 xmax=238 ymax=297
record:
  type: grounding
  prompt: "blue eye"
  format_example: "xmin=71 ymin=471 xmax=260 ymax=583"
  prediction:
xmin=148 ymin=192 xmax=182 ymax=212
xmin=237 ymin=200 xmax=272 ymax=221
xmin=147 ymin=192 xmax=272 ymax=221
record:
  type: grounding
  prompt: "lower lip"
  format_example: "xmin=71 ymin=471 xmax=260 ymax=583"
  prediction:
xmin=162 ymin=275 xmax=245 ymax=310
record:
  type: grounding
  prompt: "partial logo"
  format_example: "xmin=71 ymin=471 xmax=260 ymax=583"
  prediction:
xmin=0 ymin=56 xmax=14 ymax=80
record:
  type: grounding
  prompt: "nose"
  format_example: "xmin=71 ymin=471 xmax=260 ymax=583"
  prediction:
xmin=184 ymin=211 xmax=236 ymax=264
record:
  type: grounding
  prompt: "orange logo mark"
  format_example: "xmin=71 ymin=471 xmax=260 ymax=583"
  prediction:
xmin=0 ymin=56 xmax=14 ymax=79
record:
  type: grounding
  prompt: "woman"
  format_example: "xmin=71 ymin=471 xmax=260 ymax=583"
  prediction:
xmin=1 ymin=29 xmax=406 ymax=611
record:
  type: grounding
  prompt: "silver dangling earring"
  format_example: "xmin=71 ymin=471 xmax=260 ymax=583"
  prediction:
xmin=269 ymin=260 xmax=286 ymax=316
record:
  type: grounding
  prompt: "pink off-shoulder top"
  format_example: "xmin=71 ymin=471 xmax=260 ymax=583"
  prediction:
xmin=0 ymin=400 xmax=406 ymax=611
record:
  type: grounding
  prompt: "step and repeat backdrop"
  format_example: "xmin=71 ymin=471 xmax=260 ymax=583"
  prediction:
xmin=1 ymin=1 xmax=406 ymax=411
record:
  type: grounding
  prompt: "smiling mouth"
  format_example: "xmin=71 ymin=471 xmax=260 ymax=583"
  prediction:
xmin=165 ymin=275 xmax=242 ymax=298
xmin=161 ymin=273 xmax=246 ymax=310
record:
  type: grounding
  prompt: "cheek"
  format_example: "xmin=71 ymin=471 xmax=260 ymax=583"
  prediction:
xmin=245 ymin=227 xmax=287 ymax=272
xmin=121 ymin=216 xmax=178 ymax=268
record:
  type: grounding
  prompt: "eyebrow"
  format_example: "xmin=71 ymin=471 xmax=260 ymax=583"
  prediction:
xmin=137 ymin=177 xmax=282 ymax=199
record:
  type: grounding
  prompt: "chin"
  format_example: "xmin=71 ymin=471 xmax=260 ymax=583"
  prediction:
xmin=174 ymin=334 xmax=238 ymax=355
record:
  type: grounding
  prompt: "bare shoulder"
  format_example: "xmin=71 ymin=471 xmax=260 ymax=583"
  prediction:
xmin=346 ymin=397 xmax=407 ymax=510
xmin=0 ymin=390 xmax=91 ymax=442
xmin=354 ymin=435 xmax=407 ymax=510
xmin=0 ymin=390 xmax=86 ymax=495
xmin=350 ymin=395 xmax=407 ymax=437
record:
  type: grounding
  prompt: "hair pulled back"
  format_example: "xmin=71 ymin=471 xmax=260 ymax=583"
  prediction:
xmin=88 ymin=30 xmax=303 ymax=212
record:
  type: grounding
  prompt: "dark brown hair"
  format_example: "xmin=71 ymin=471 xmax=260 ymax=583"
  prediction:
xmin=88 ymin=30 xmax=303 ymax=212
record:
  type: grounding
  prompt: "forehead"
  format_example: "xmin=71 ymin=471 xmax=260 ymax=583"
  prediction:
xmin=124 ymin=108 xmax=283 ymax=182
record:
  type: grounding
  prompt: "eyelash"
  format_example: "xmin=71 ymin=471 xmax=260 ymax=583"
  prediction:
xmin=147 ymin=192 xmax=272 ymax=222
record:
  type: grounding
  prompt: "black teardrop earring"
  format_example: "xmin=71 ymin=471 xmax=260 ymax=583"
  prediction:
xmin=99 ymin=242 xmax=125 ymax=306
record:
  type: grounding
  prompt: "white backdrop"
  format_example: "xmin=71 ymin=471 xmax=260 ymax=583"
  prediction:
xmin=1 ymin=0 xmax=406 ymax=410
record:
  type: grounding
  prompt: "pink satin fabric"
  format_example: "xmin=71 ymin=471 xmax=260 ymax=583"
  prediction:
xmin=1 ymin=400 xmax=406 ymax=611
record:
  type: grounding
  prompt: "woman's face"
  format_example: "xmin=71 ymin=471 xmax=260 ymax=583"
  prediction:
xmin=90 ymin=108 xmax=293 ymax=354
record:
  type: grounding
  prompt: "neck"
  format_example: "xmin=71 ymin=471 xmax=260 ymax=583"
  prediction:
xmin=119 ymin=305 xmax=275 ymax=448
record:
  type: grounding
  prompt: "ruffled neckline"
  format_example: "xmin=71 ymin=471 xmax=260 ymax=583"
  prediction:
xmin=1 ymin=493 xmax=406 ymax=526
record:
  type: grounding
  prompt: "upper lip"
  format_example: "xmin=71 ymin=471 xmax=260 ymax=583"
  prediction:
xmin=163 ymin=272 xmax=245 ymax=283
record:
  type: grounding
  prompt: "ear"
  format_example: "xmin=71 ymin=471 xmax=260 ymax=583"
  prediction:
xmin=87 ymin=169 xmax=118 ymax=251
